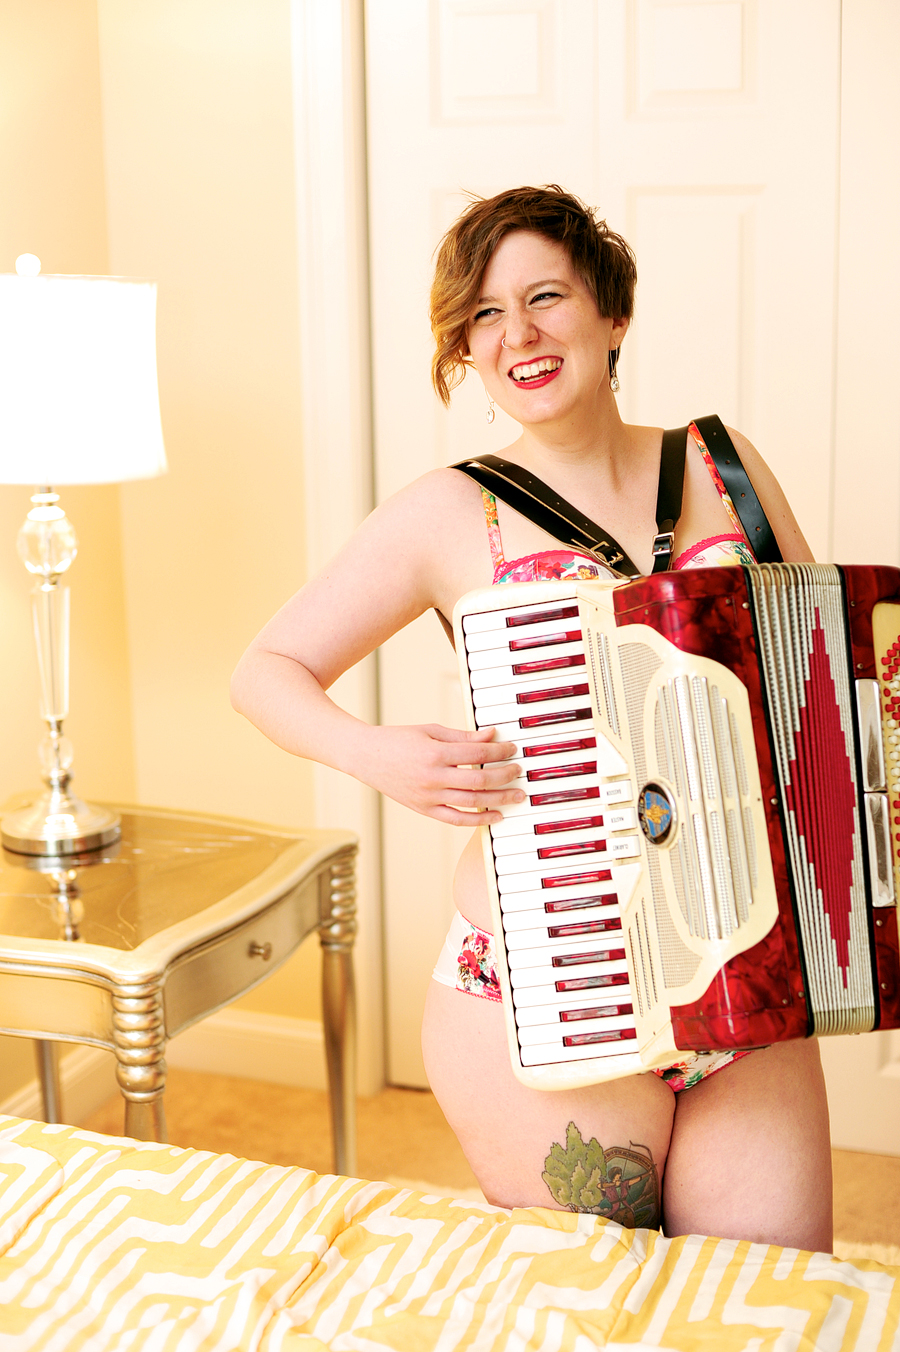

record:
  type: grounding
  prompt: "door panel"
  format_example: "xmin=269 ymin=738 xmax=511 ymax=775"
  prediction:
xmin=366 ymin=0 xmax=843 ymax=1087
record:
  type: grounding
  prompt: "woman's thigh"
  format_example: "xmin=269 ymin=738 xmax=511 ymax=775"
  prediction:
xmin=422 ymin=979 xmax=677 ymax=1221
xmin=662 ymin=1039 xmax=833 ymax=1251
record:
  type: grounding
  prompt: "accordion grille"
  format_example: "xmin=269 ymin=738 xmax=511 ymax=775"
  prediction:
xmin=648 ymin=847 xmax=702 ymax=989
xmin=587 ymin=627 xmax=620 ymax=738
xmin=652 ymin=671 xmax=758 ymax=942
xmin=747 ymin=564 xmax=875 ymax=1034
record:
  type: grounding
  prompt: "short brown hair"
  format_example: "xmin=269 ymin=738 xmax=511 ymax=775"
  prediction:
xmin=430 ymin=185 xmax=637 ymax=406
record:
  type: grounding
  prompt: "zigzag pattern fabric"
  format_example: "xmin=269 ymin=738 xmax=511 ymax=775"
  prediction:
xmin=0 ymin=1114 xmax=897 ymax=1351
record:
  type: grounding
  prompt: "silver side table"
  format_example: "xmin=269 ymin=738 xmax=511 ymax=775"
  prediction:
xmin=0 ymin=805 xmax=358 ymax=1175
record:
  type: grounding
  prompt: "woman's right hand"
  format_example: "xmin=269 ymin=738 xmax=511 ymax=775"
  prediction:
xmin=358 ymin=723 xmax=525 ymax=826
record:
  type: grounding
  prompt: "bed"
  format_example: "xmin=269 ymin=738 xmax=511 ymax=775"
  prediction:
xmin=0 ymin=1113 xmax=897 ymax=1351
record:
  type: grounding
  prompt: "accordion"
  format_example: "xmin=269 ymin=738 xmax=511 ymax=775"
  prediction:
xmin=453 ymin=564 xmax=900 ymax=1090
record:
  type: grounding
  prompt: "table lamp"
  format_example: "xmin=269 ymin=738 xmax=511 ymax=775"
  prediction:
xmin=0 ymin=255 xmax=167 ymax=856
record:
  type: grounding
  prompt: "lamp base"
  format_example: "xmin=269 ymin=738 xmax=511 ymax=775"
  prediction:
xmin=1 ymin=789 xmax=120 ymax=856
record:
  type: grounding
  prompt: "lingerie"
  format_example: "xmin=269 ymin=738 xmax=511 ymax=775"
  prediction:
xmin=431 ymin=913 xmax=754 ymax=1091
xmin=482 ymin=421 xmax=755 ymax=584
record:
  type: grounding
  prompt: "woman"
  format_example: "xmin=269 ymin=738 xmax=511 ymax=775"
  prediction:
xmin=231 ymin=186 xmax=832 ymax=1249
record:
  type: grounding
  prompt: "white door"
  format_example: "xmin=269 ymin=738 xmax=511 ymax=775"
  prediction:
xmin=365 ymin=0 xmax=896 ymax=1147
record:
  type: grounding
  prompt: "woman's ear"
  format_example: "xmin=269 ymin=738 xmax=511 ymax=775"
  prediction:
xmin=610 ymin=316 xmax=630 ymax=349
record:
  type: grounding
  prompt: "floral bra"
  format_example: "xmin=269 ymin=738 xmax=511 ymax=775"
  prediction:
xmin=484 ymin=423 xmax=757 ymax=585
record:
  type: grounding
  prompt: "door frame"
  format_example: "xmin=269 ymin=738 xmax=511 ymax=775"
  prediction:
xmin=290 ymin=0 xmax=384 ymax=1095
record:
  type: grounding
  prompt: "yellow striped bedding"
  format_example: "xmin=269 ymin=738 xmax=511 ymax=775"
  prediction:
xmin=0 ymin=1113 xmax=897 ymax=1351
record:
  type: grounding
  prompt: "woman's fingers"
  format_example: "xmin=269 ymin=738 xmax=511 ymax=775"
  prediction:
xmin=422 ymin=725 xmax=518 ymax=769
xmin=430 ymin=806 xmax=506 ymax=826
xmin=363 ymin=723 xmax=526 ymax=824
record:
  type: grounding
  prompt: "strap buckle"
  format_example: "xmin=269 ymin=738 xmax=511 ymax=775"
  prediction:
xmin=651 ymin=530 xmax=675 ymax=560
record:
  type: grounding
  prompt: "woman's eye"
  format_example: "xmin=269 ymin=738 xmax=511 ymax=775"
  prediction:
xmin=531 ymin=290 xmax=561 ymax=305
xmin=472 ymin=306 xmax=500 ymax=323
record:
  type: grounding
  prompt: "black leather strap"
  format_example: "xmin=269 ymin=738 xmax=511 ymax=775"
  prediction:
xmin=452 ymin=455 xmax=641 ymax=578
xmin=692 ymin=415 xmax=782 ymax=563
xmin=453 ymin=428 xmax=692 ymax=578
xmin=651 ymin=425 xmax=688 ymax=573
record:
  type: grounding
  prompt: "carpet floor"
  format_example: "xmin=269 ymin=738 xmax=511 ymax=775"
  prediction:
xmin=82 ymin=1067 xmax=900 ymax=1256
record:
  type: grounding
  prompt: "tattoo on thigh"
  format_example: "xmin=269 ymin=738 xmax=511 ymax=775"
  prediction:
xmin=542 ymin=1121 xmax=660 ymax=1229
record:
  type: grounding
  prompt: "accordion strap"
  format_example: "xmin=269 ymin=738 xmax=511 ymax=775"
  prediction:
xmin=692 ymin=414 xmax=783 ymax=563
xmin=451 ymin=454 xmax=642 ymax=577
xmin=651 ymin=425 xmax=688 ymax=573
xmin=453 ymin=416 xmax=775 ymax=575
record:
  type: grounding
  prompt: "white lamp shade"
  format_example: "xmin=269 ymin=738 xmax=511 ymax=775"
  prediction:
xmin=0 ymin=274 xmax=167 ymax=485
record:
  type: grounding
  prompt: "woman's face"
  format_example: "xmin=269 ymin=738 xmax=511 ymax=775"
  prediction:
xmin=466 ymin=230 xmax=628 ymax=428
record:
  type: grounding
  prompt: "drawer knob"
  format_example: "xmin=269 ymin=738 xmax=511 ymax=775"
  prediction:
xmin=248 ymin=941 xmax=273 ymax=960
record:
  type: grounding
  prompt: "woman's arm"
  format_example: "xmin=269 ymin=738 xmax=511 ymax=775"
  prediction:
xmin=725 ymin=427 xmax=815 ymax=563
xmin=231 ymin=471 xmax=524 ymax=826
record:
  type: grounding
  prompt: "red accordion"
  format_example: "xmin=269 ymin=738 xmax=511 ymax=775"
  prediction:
xmin=454 ymin=564 xmax=900 ymax=1090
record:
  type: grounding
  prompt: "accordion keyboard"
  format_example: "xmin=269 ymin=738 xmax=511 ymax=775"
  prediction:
xmin=461 ymin=592 xmax=642 ymax=1069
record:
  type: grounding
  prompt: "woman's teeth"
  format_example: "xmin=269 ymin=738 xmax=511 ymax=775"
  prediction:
xmin=511 ymin=358 xmax=562 ymax=383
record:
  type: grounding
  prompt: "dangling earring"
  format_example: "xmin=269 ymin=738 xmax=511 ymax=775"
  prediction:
xmin=486 ymin=392 xmax=496 ymax=424
xmin=608 ymin=347 xmax=621 ymax=393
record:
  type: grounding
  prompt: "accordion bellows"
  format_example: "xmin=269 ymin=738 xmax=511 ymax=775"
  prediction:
xmin=454 ymin=564 xmax=900 ymax=1090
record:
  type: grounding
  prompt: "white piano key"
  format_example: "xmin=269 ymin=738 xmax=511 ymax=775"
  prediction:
xmin=501 ymin=902 xmax=622 ymax=934
xmin=490 ymin=788 xmax=635 ymax=838
xmin=497 ymin=782 xmax=610 ymax=822
xmin=498 ymin=880 xmax=620 ymax=913
xmin=498 ymin=861 xmax=614 ymax=895
xmin=468 ymin=639 xmax=585 ymax=682
xmin=499 ymin=860 xmax=642 ymax=912
xmin=512 ymin=978 xmax=634 ymax=1008
xmin=505 ymin=922 xmax=630 ymax=953
xmin=465 ymin=629 xmax=582 ymax=661
xmin=505 ymin=767 xmax=602 ymax=794
xmin=505 ymin=946 xmax=624 ymax=978
xmin=508 ymin=729 xmax=600 ymax=759
xmin=494 ymin=816 xmax=605 ymax=859
xmin=520 ymin=1039 xmax=640 ymax=1067
xmin=505 ymin=930 xmax=624 ymax=962
xmin=492 ymin=800 xmax=607 ymax=838
xmin=507 ymin=743 xmax=602 ymax=776
xmin=496 ymin=851 xmax=611 ymax=879
xmin=496 ymin=839 xmax=639 ymax=889
xmin=490 ymin=711 xmax=596 ymax=741
xmin=515 ymin=991 xmax=634 ymax=1024
xmin=518 ymin=1011 xmax=636 ymax=1047
xmin=472 ymin=671 xmax=591 ymax=709
xmin=509 ymin=762 xmax=601 ymax=793
xmin=474 ymin=692 xmax=593 ymax=726
xmin=493 ymin=823 xmax=610 ymax=858
xmin=463 ymin=598 xmax=580 ymax=636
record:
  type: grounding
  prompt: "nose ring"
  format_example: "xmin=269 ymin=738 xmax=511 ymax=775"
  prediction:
xmin=501 ymin=338 xmax=509 ymax=349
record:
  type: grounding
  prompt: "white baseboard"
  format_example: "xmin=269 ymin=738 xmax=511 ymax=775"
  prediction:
xmin=0 ymin=1044 xmax=118 ymax=1126
xmin=166 ymin=1010 xmax=327 ymax=1091
xmin=0 ymin=1013 xmax=328 ymax=1129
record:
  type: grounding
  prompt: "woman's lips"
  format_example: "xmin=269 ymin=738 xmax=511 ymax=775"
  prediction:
xmin=509 ymin=358 xmax=563 ymax=389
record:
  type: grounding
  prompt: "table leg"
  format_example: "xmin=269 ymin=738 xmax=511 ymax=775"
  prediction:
xmin=320 ymin=848 xmax=358 ymax=1177
xmin=34 ymin=1040 xmax=62 ymax=1124
xmin=112 ymin=981 xmax=168 ymax=1143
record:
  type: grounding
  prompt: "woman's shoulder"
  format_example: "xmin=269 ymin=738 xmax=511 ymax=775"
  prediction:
xmin=353 ymin=466 xmax=492 ymax=580
xmin=378 ymin=465 xmax=487 ymax=517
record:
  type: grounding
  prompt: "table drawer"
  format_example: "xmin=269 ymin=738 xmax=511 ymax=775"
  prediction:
xmin=163 ymin=877 xmax=319 ymax=1035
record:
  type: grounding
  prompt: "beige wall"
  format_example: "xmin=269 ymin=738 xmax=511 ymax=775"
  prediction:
xmin=96 ymin=0 xmax=321 ymax=1024
xmin=0 ymin=0 xmax=323 ymax=1108
xmin=0 ymin=0 xmax=135 ymax=1098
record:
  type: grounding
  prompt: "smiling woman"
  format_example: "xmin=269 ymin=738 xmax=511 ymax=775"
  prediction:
xmin=430 ymin=185 xmax=636 ymax=409
xmin=464 ymin=229 xmax=628 ymax=429
xmin=231 ymin=184 xmax=827 ymax=1250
